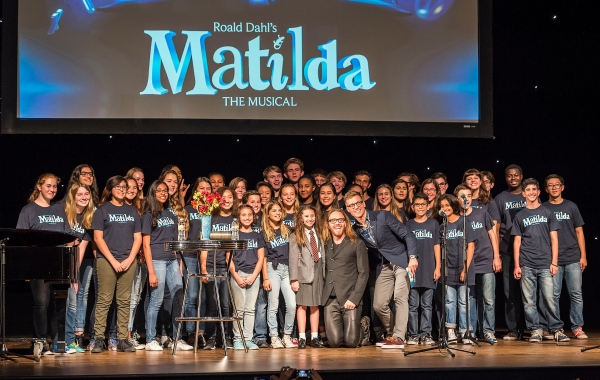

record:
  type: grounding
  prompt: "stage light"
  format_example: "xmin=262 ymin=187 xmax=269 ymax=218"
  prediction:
xmin=553 ymin=15 xmax=557 ymax=19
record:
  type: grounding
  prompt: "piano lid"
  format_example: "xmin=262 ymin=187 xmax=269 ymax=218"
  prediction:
xmin=0 ymin=228 xmax=77 ymax=247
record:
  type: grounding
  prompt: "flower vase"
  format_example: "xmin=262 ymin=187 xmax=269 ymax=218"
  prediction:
xmin=200 ymin=215 xmax=212 ymax=240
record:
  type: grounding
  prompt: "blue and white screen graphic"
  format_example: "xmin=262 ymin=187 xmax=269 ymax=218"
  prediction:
xmin=18 ymin=0 xmax=478 ymax=122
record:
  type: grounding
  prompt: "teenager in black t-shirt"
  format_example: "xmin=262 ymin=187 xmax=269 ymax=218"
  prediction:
xmin=279 ymin=184 xmax=299 ymax=232
xmin=326 ymin=171 xmax=347 ymax=209
xmin=64 ymin=164 xmax=100 ymax=206
xmin=420 ymin=179 xmax=441 ymax=219
xmin=316 ymin=183 xmax=339 ymax=218
xmin=257 ymin=181 xmax=275 ymax=207
xmin=298 ymin=175 xmax=317 ymax=206
xmin=229 ymin=177 xmax=247 ymax=201
xmin=392 ymin=178 xmax=411 ymax=220
xmin=353 ymin=170 xmax=374 ymax=210
xmin=263 ymin=166 xmax=283 ymax=199
xmin=373 ymin=184 xmax=405 ymax=223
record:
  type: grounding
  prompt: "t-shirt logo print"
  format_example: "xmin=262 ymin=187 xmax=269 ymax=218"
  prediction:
xmin=38 ymin=214 xmax=64 ymax=224
xmin=446 ymin=229 xmax=464 ymax=240
xmin=157 ymin=216 xmax=175 ymax=228
xmin=553 ymin=211 xmax=570 ymax=222
xmin=412 ymin=229 xmax=433 ymax=240
xmin=522 ymin=215 xmax=547 ymax=227
xmin=471 ymin=221 xmax=484 ymax=230
xmin=505 ymin=200 xmax=526 ymax=210
xmin=108 ymin=214 xmax=135 ymax=224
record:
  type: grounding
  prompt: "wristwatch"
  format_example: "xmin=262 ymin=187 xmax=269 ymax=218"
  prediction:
xmin=409 ymin=255 xmax=418 ymax=260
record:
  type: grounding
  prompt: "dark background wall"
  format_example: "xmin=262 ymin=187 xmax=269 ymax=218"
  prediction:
xmin=1 ymin=1 xmax=598 ymax=335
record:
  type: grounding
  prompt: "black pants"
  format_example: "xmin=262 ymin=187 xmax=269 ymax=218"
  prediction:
xmin=324 ymin=298 xmax=362 ymax=348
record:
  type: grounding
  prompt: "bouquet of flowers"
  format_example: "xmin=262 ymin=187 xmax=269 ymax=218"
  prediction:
xmin=190 ymin=191 xmax=224 ymax=216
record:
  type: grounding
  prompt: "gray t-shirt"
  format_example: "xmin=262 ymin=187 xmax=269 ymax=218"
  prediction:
xmin=444 ymin=217 xmax=476 ymax=286
xmin=406 ymin=218 xmax=439 ymax=289
xmin=233 ymin=230 xmax=266 ymax=274
xmin=16 ymin=202 xmax=71 ymax=233
xmin=494 ymin=191 xmax=526 ymax=254
xmin=206 ymin=214 xmax=233 ymax=269
xmin=467 ymin=208 xmax=495 ymax=274
xmin=141 ymin=208 xmax=177 ymax=261
xmin=471 ymin=198 xmax=500 ymax=222
xmin=542 ymin=199 xmax=584 ymax=265
xmin=511 ymin=205 xmax=560 ymax=269
xmin=91 ymin=202 xmax=141 ymax=261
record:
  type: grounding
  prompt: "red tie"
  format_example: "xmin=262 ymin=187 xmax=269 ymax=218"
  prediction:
xmin=309 ymin=230 xmax=319 ymax=262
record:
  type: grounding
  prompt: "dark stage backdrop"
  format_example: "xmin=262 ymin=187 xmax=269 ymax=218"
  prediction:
xmin=1 ymin=0 xmax=599 ymax=334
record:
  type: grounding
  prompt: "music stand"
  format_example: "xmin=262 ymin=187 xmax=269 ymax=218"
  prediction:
xmin=405 ymin=213 xmax=475 ymax=357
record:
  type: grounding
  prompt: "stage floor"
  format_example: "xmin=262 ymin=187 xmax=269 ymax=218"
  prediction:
xmin=3 ymin=335 xmax=600 ymax=379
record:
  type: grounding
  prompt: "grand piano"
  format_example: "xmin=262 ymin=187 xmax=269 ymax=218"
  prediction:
xmin=0 ymin=228 xmax=78 ymax=360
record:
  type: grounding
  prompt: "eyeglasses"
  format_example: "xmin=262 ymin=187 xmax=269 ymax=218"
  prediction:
xmin=156 ymin=189 xmax=169 ymax=194
xmin=546 ymin=183 xmax=563 ymax=189
xmin=413 ymin=203 xmax=427 ymax=208
xmin=80 ymin=171 xmax=94 ymax=177
xmin=328 ymin=218 xmax=345 ymax=224
xmin=345 ymin=200 xmax=364 ymax=209
xmin=483 ymin=180 xmax=491 ymax=185
xmin=438 ymin=182 xmax=447 ymax=187
xmin=114 ymin=185 xmax=126 ymax=191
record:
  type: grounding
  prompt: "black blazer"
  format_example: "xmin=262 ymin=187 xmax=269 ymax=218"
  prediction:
xmin=321 ymin=236 xmax=369 ymax=306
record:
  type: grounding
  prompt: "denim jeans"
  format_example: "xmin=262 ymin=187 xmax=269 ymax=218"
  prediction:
xmin=205 ymin=268 xmax=231 ymax=340
xmin=520 ymin=266 xmax=563 ymax=332
xmin=183 ymin=256 xmax=206 ymax=334
xmin=65 ymin=286 xmax=77 ymax=345
xmin=445 ymin=284 xmax=472 ymax=334
xmin=502 ymin=253 xmax=525 ymax=334
xmin=230 ymin=270 xmax=261 ymax=342
xmin=145 ymin=259 xmax=184 ymax=342
xmin=554 ymin=262 xmax=584 ymax=331
xmin=30 ymin=280 xmax=57 ymax=341
xmin=76 ymin=258 xmax=94 ymax=334
xmin=253 ymin=283 xmax=268 ymax=341
xmin=408 ymin=287 xmax=434 ymax=337
xmin=128 ymin=262 xmax=147 ymax=332
xmin=475 ymin=273 xmax=496 ymax=335
xmin=266 ymin=263 xmax=296 ymax=336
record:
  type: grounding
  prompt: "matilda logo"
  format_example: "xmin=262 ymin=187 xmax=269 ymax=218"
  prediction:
xmin=141 ymin=26 xmax=375 ymax=95
xmin=505 ymin=200 xmax=526 ymax=210
xmin=246 ymin=239 xmax=259 ymax=249
xmin=157 ymin=216 xmax=175 ymax=228
xmin=283 ymin=219 xmax=295 ymax=228
xmin=189 ymin=212 xmax=201 ymax=220
xmin=108 ymin=214 xmax=135 ymax=223
xmin=412 ymin=229 xmax=433 ymax=240
xmin=471 ymin=221 xmax=484 ymax=230
xmin=446 ymin=229 xmax=464 ymax=240
xmin=269 ymin=235 xmax=289 ymax=248
xmin=554 ymin=211 xmax=570 ymax=221
xmin=252 ymin=225 xmax=262 ymax=233
xmin=72 ymin=223 xmax=85 ymax=235
xmin=38 ymin=215 xmax=64 ymax=224
xmin=212 ymin=223 xmax=232 ymax=232
xmin=523 ymin=215 xmax=548 ymax=227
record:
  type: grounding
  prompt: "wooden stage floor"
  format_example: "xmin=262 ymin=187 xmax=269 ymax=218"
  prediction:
xmin=3 ymin=336 xmax=600 ymax=379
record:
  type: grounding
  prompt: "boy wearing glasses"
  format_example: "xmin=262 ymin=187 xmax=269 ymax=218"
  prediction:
xmin=405 ymin=193 xmax=440 ymax=345
xmin=345 ymin=190 xmax=418 ymax=349
xmin=431 ymin=172 xmax=449 ymax=195
xmin=542 ymin=174 xmax=587 ymax=339
xmin=511 ymin=178 xmax=569 ymax=343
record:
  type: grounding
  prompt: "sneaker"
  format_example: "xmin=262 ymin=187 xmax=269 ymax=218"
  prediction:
xmin=197 ymin=334 xmax=206 ymax=348
xmin=108 ymin=338 xmax=118 ymax=351
xmin=291 ymin=337 xmax=299 ymax=346
xmin=376 ymin=335 xmax=392 ymax=347
xmin=127 ymin=337 xmax=145 ymax=350
xmin=381 ymin=336 xmax=405 ymax=349
xmin=255 ymin=339 xmax=269 ymax=348
xmin=203 ymin=337 xmax=216 ymax=350
xmin=170 ymin=339 xmax=194 ymax=351
xmin=483 ymin=332 xmax=497 ymax=344
xmin=406 ymin=336 xmax=419 ymax=345
xmin=282 ymin=335 xmax=296 ymax=348
xmin=373 ymin=330 xmax=386 ymax=346
xmin=91 ymin=338 xmax=106 ymax=353
xmin=225 ymin=338 xmax=234 ymax=349
xmin=117 ymin=339 xmax=136 ymax=352
xmin=298 ymin=338 xmax=307 ymax=349
xmin=145 ymin=340 xmax=164 ymax=351
xmin=161 ymin=336 xmax=172 ymax=348
xmin=245 ymin=340 xmax=259 ymax=350
xmin=573 ymin=326 xmax=588 ymax=339
xmin=67 ymin=342 xmax=85 ymax=353
xmin=503 ymin=332 xmax=519 ymax=341
xmin=233 ymin=341 xmax=245 ymax=350
xmin=529 ymin=330 xmax=542 ymax=343
xmin=41 ymin=341 xmax=54 ymax=356
xmin=554 ymin=329 xmax=570 ymax=343
xmin=271 ymin=336 xmax=284 ymax=349
xmin=75 ymin=335 xmax=84 ymax=349
xmin=86 ymin=339 xmax=96 ymax=351
xmin=421 ymin=335 xmax=435 ymax=346
xmin=310 ymin=338 xmax=325 ymax=348
xmin=542 ymin=331 xmax=554 ymax=340
xmin=447 ymin=329 xmax=457 ymax=342
xmin=360 ymin=316 xmax=371 ymax=346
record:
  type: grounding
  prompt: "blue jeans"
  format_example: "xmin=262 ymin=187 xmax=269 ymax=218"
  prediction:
xmin=128 ymin=262 xmax=147 ymax=332
xmin=408 ymin=287 xmax=434 ymax=337
xmin=520 ymin=266 xmax=562 ymax=332
xmin=145 ymin=259 xmax=184 ymax=342
xmin=475 ymin=273 xmax=496 ymax=335
xmin=76 ymin=258 xmax=94 ymax=334
xmin=266 ymin=263 xmax=296 ymax=336
xmin=445 ymin=284 xmax=472 ymax=334
xmin=253 ymin=283 xmax=268 ymax=341
xmin=205 ymin=268 xmax=231 ymax=340
xmin=65 ymin=286 xmax=77 ymax=345
xmin=183 ymin=256 xmax=206 ymax=334
xmin=554 ymin=262 xmax=584 ymax=331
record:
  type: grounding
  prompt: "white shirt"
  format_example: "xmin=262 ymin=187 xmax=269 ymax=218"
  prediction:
xmin=304 ymin=228 xmax=321 ymax=259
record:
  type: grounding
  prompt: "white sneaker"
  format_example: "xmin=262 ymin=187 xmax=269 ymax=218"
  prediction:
xmin=271 ymin=336 xmax=284 ymax=349
xmin=145 ymin=340 xmax=164 ymax=351
xmin=282 ymin=335 xmax=296 ymax=348
xmin=160 ymin=336 xmax=172 ymax=348
xmin=127 ymin=337 xmax=145 ymax=350
xmin=169 ymin=339 xmax=194 ymax=351
xmin=447 ymin=329 xmax=457 ymax=342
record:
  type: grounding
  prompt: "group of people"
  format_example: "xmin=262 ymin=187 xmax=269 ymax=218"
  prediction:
xmin=16 ymin=158 xmax=587 ymax=356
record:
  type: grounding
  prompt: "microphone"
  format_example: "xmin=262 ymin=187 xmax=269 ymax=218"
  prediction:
xmin=460 ymin=193 xmax=469 ymax=206
xmin=439 ymin=209 xmax=447 ymax=217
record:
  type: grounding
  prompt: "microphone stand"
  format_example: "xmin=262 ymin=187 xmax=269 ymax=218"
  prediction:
xmin=461 ymin=201 xmax=479 ymax=347
xmin=405 ymin=213 xmax=473 ymax=357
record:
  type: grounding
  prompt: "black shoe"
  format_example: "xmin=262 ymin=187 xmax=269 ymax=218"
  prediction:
xmin=255 ymin=339 xmax=269 ymax=348
xmin=91 ymin=338 xmax=106 ymax=353
xmin=117 ymin=339 xmax=136 ymax=352
xmin=203 ymin=337 xmax=216 ymax=350
xmin=298 ymin=338 xmax=307 ymax=349
xmin=197 ymin=334 xmax=206 ymax=348
xmin=75 ymin=334 xmax=84 ymax=349
xmin=225 ymin=338 xmax=233 ymax=349
xmin=311 ymin=338 xmax=325 ymax=348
